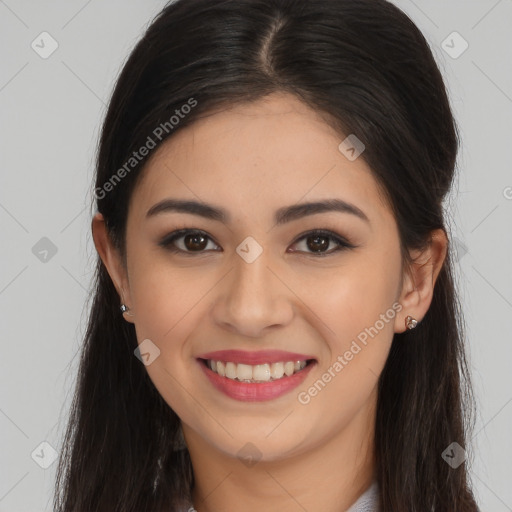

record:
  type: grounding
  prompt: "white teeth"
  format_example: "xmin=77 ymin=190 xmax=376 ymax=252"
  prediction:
xmin=206 ymin=359 xmax=310 ymax=382
xmin=284 ymin=361 xmax=295 ymax=376
xmin=270 ymin=362 xmax=284 ymax=379
xmin=253 ymin=364 xmax=271 ymax=382
xmin=236 ymin=363 xmax=253 ymax=381
xmin=225 ymin=361 xmax=237 ymax=379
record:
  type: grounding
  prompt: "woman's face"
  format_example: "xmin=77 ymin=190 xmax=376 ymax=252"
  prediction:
xmin=94 ymin=92 xmax=428 ymax=463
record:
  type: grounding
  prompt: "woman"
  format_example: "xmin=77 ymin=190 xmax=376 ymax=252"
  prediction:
xmin=53 ymin=0 xmax=480 ymax=510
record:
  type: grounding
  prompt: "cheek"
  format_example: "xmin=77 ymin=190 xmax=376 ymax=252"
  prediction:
xmin=126 ymin=257 xmax=212 ymax=415
xmin=301 ymin=255 xmax=400 ymax=348
xmin=127 ymin=253 xmax=209 ymax=344
xmin=294 ymin=260 xmax=399 ymax=425
xmin=130 ymin=254 xmax=219 ymax=360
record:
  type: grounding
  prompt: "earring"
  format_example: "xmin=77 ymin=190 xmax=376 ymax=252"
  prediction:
xmin=120 ymin=304 xmax=130 ymax=313
xmin=405 ymin=315 xmax=418 ymax=330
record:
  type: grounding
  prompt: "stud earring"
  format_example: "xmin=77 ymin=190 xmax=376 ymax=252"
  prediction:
xmin=405 ymin=315 xmax=418 ymax=330
xmin=120 ymin=304 xmax=130 ymax=314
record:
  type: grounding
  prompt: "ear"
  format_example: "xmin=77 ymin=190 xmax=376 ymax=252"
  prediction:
xmin=394 ymin=228 xmax=448 ymax=333
xmin=91 ymin=212 xmax=135 ymax=324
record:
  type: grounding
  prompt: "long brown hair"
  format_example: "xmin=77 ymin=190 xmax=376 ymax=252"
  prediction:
xmin=53 ymin=0 xmax=480 ymax=510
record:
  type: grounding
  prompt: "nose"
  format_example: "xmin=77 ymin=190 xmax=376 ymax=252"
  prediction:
xmin=211 ymin=247 xmax=294 ymax=338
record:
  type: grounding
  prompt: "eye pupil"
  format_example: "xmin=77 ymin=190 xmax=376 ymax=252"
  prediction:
xmin=184 ymin=233 xmax=207 ymax=251
xmin=307 ymin=235 xmax=329 ymax=252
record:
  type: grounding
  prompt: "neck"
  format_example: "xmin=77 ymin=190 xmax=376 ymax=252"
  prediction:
xmin=185 ymin=390 xmax=377 ymax=512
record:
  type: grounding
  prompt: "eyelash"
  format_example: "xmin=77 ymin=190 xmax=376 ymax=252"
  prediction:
xmin=158 ymin=228 xmax=356 ymax=257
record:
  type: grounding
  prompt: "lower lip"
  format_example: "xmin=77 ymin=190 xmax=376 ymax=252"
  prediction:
xmin=198 ymin=359 xmax=316 ymax=402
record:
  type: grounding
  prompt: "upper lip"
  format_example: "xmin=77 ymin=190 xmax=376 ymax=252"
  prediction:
xmin=197 ymin=349 xmax=316 ymax=365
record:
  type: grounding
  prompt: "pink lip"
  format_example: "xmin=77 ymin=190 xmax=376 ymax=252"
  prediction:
xmin=197 ymin=357 xmax=317 ymax=402
xmin=197 ymin=349 xmax=315 ymax=365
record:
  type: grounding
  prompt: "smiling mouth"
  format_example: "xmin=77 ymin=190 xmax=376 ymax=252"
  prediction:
xmin=200 ymin=358 xmax=315 ymax=383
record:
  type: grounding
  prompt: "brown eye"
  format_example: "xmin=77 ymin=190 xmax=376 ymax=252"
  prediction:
xmin=289 ymin=229 xmax=355 ymax=256
xmin=183 ymin=232 xmax=208 ymax=251
xmin=159 ymin=229 xmax=220 ymax=254
xmin=306 ymin=234 xmax=330 ymax=253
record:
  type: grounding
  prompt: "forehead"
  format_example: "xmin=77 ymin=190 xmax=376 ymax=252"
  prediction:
xmin=129 ymin=93 xmax=390 ymax=225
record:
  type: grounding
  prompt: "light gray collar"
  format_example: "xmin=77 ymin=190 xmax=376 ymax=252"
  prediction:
xmin=346 ymin=479 xmax=379 ymax=512
xmin=184 ymin=479 xmax=380 ymax=512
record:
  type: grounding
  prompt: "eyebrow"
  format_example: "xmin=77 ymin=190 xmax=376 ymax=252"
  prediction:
xmin=146 ymin=198 xmax=370 ymax=225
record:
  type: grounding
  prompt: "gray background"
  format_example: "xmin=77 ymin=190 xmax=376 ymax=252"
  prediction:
xmin=0 ymin=0 xmax=511 ymax=510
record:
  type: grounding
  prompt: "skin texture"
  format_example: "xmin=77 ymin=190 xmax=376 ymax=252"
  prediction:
xmin=92 ymin=92 xmax=447 ymax=512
